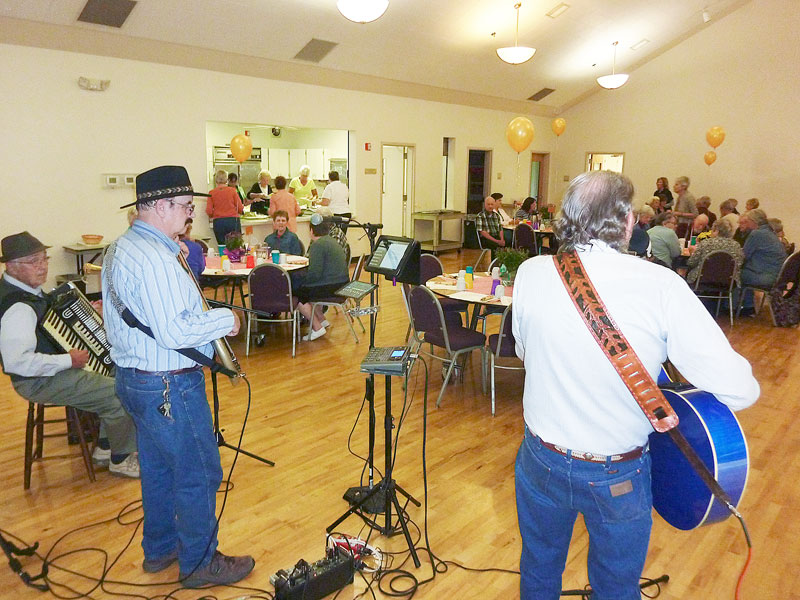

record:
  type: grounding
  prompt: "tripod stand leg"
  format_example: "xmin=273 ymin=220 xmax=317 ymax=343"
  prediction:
xmin=389 ymin=485 xmax=421 ymax=568
xmin=210 ymin=372 xmax=275 ymax=467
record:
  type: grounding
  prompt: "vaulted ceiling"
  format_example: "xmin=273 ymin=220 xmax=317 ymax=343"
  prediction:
xmin=0 ymin=0 xmax=751 ymax=114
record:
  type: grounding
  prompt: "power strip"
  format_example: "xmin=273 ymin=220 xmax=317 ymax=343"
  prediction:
xmin=271 ymin=547 xmax=355 ymax=600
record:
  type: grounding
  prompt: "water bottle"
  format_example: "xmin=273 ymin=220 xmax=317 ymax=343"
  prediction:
xmin=465 ymin=266 xmax=474 ymax=289
xmin=208 ymin=245 xmax=217 ymax=257
xmin=456 ymin=269 xmax=466 ymax=291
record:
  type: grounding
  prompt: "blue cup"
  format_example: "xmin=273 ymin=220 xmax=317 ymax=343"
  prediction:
xmin=272 ymin=250 xmax=280 ymax=264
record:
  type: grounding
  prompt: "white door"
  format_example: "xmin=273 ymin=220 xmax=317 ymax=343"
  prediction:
xmin=381 ymin=145 xmax=415 ymax=237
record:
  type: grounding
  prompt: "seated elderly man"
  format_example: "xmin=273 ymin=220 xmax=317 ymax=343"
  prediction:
xmin=265 ymin=210 xmax=303 ymax=256
xmin=690 ymin=213 xmax=710 ymax=239
xmin=647 ymin=212 xmax=681 ymax=268
xmin=475 ymin=195 xmax=504 ymax=255
xmin=0 ymin=232 xmax=139 ymax=477
xmin=293 ymin=220 xmax=350 ymax=341
xmin=737 ymin=209 xmax=787 ymax=315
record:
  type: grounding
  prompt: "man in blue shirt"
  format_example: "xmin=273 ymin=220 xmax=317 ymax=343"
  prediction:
xmin=103 ymin=166 xmax=254 ymax=588
xmin=737 ymin=208 xmax=786 ymax=314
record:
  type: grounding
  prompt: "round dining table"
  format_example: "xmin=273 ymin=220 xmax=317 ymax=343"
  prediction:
xmin=426 ymin=272 xmax=512 ymax=329
xmin=203 ymin=254 xmax=308 ymax=306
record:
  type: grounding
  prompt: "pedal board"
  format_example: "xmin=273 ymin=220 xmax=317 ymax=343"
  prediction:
xmin=271 ymin=547 xmax=355 ymax=600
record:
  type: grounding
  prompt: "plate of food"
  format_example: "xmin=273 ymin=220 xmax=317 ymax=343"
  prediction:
xmin=286 ymin=256 xmax=309 ymax=265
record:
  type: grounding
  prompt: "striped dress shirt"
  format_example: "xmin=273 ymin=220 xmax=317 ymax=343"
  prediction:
xmin=102 ymin=220 xmax=234 ymax=371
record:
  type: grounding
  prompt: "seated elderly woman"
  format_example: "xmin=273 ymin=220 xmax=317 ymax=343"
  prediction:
xmin=264 ymin=210 xmax=303 ymax=256
xmin=637 ymin=204 xmax=655 ymax=230
xmin=647 ymin=212 xmax=681 ymax=268
xmin=293 ymin=219 xmax=350 ymax=341
xmin=768 ymin=217 xmax=793 ymax=255
xmin=685 ymin=218 xmax=744 ymax=285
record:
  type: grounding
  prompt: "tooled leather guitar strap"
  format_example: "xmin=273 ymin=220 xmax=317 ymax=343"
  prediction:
xmin=553 ymin=251 xmax=741 ymax=515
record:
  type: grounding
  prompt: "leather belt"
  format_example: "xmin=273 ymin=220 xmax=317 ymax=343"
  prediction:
xmin=531 ymin=430 xmax=645 ymax=463
xmin=134 ymin=365 xmax=202 ymax=376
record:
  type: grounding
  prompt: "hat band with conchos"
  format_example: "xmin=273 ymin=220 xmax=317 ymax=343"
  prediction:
xmin=119 ymin=165 xmax=210 ymax=209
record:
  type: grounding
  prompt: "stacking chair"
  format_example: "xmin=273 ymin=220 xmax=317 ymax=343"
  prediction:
xmin=766 ymin=251 xmax=800 ymax=327
xmin=345 ymin=254 xmax=368 ymax=334
xmin=513 ymin=222 xmax=537 ymax=256
xmin=473 ymin=231 xmax=491 ymax=272
xmin=691 ymin=251 xmax=738 ymax=327
xmin=487 ymin=305 xmax=524 ymax=415
xmin=473 ymin=257 xmax=506 ymax=332
xmin=24 ymin=402 xmax=97 ymax=490
xmin=737 ymin=251 xmax=800 ymax=318
xmin=246 ymin=263 xmax=298 ymax=357
xmin=420 ymin=254 xmax=469 ymax=324
xmin=407 ymin=285 xmax=486 ymax=408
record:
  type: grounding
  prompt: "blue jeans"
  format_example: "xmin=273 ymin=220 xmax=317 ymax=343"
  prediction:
xmin=115 ymin=367 xmax=222 ymax=573
xmin=212 ymin=217 xmax=242 ymax=246
xmin=515 ymin=429 xmax=652 ymax=600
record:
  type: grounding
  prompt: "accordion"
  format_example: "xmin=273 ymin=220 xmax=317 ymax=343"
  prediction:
xmin=41 ymin=282 xmax=114 ymax=376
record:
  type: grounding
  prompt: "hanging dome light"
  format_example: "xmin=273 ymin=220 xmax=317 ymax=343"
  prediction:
xmin=596 ymin=41 xmax=629 ymax=89
xmin=337 ymin=0 xmax=389 ymax=24
xmin=496 ymin=3 xmax=536 ymax=65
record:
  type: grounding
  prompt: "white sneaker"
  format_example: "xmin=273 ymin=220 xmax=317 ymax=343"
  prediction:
xmin=301 ymin=327 xmax=327 ymax=341
xmin=320 ymin=320 xmax=331 ymax=328
xmin=92 ymin=447 xmax=111 ymax=466
xmin=109 ymin=453 xmax=140 ymax=478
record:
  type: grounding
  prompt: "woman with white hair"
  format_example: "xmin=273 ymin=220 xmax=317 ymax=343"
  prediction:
xmin=289 ymin=165 xmax=318 ymax=209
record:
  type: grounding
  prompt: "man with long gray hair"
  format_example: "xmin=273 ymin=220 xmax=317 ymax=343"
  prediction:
xmin=511 ymin=170 xmax=759 ymax=599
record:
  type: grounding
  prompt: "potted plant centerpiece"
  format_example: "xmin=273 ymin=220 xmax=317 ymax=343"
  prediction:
xmin=495 ymin=247 xmax=529 ymax=285
xmin=224 ymin=231 xmax=246 ymax=262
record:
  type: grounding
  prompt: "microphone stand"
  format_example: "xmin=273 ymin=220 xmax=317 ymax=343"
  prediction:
xmin=327 ymin=220 xmax=421 ymax=568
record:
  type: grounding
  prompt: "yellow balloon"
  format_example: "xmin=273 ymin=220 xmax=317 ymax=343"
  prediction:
xmin=551 ymin=118 xmax=566 ymax=137
xmin=230 ymin=134 xmax=253 ymax=163
xmin=506 ymin=117 xmax=535 ymax=153
xmin=706 ymin=126 xmax=725 ymax=149
xmin=704 ymin=150 xmax=717 ymax=166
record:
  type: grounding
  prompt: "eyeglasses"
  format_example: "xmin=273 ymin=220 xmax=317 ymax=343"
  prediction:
xmin=169 ymin=200 xmax=196 ymax=214
xmin=12 ymin=256 xmax=49 ymax=266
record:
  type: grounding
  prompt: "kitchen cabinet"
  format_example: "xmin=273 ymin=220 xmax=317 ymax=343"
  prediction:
xmin=306 ymin=148 xmax=324 ymax=179
xmin=268 ymin=148 xmax=290 ymax=178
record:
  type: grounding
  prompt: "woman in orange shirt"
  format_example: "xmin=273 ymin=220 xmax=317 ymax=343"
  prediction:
xmin=206 ymin=169 xmax=245 ymax=244
xmin=268 ymin=175 xmax=302 ymax=232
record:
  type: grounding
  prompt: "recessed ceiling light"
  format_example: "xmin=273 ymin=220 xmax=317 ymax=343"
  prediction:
xmin=545 ymin=3 xmax=570 ymax=18
xmin=630 ymin=39 xmax=649 ymax=51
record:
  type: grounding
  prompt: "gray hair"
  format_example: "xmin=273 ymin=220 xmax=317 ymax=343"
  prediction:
xmin=214 ymin=169 xmax=228 ymax=185
xmin=675 ymin=176 xmax=690 ymax=188
xmin=696 ymin=195 xmax=711 ymax=208
xmin=744 ymin=208 xmax=768 ymax=227
xmin=654 ymin=211 xmax=677 ymax=227
xmin=713 ymin=218 xmax=734 ymax=238
xmin=298 ymin=165 xmax=311 ymax=177
xmin=554 ymin=171 xmax=634 ymax=252
xmin=636 ymin=205 xmax=655 ymax=219
xmin=720 ymin=199 xmax=734 ymax=212
xmin=259 ymin=170 xmax=271 ymax=180
xmin=767 ymin=217 xmax=783 ymax=234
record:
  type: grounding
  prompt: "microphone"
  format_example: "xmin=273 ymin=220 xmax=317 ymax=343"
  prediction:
xmin=310 ymin=213 xmax=350 ymax=225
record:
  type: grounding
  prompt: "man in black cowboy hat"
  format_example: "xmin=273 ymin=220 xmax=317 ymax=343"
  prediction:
xmin=0 ymin=232 xmax=139 ymax=478
xmin=102 ymin=166 xmax=253 ymax=588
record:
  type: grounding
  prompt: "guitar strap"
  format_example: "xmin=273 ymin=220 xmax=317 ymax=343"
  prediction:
xmin=553 ymin=251 xmax=741 ymax=516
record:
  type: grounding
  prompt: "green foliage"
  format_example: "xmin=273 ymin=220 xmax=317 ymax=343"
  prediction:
xmin=495 ymin=247 xmax=528 ymax=276
xmin=225 ymin=231 xmax=245 ymax=251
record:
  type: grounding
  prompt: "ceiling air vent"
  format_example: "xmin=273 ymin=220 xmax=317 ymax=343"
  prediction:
xmin=294 ymin=39 xmax=338 ymax=63
xmin=529 ymin=88 xmax=555 ymax=102
xmin=77 ymin=0 xmax=137 ymax=28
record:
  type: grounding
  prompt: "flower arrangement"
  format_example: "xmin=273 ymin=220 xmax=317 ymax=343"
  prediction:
xmin=495 ymin=248 xmax=529 ymax=284
xmin=224 ymin=231 xmax=246 ymax=262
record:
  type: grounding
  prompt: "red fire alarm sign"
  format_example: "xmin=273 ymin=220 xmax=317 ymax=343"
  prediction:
xmin=365 ymin=143 xmax=372 ymax=151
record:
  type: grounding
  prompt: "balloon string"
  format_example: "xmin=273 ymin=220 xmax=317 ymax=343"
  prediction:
xmin=516 ymin=153 xmax=521 ymax=196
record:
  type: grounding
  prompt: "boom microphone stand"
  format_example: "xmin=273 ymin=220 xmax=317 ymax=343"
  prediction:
xmin=327 ymin=221 xmax=421 ymax=568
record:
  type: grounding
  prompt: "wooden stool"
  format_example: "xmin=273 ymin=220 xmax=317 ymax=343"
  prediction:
xmin=24 ymin=402 xmax=97 ymax=490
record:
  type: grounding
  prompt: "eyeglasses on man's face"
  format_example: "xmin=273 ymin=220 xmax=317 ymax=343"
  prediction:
xmin=168 ymin=200 xmax=196 ymax=214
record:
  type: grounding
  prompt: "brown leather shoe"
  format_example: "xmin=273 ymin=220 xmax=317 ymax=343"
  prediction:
xmin=180 ymin=551 xmax=255 ymax=588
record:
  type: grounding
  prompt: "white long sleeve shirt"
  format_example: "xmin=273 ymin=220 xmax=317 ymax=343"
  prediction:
xmin=0 ymin=274 xmax=72 ymax=377
xmin=512 ymin=241 xmax=759 ymax=455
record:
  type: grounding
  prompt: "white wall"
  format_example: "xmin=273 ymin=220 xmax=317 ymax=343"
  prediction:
xmin=0 ymin=43 xmax=555 ymax=286
xmin=554 ymin=0 xmax=800 ymax=239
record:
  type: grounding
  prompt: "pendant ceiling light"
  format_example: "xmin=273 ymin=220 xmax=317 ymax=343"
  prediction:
xmin=337 ymin=0 xmax=389 ymax=24
xmin=596 ymin=41 xmax=629 ymax=89
xmin=496 ymin=3 xmax=536 ymax=65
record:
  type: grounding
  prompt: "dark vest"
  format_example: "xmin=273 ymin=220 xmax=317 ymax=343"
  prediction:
xmin=0 ymin=276 xmax=61 ymax=382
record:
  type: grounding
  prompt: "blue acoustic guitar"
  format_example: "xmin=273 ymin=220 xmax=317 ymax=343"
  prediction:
xmin=649 ymin=368 xmax=750 ymax=530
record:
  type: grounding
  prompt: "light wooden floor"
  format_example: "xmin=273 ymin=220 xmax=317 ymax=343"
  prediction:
xmin=0 ymin=249 xmax=797 ymax=599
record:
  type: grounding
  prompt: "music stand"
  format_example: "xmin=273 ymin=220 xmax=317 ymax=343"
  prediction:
xmin=327 ymin=233 xmax=422 ymax=567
